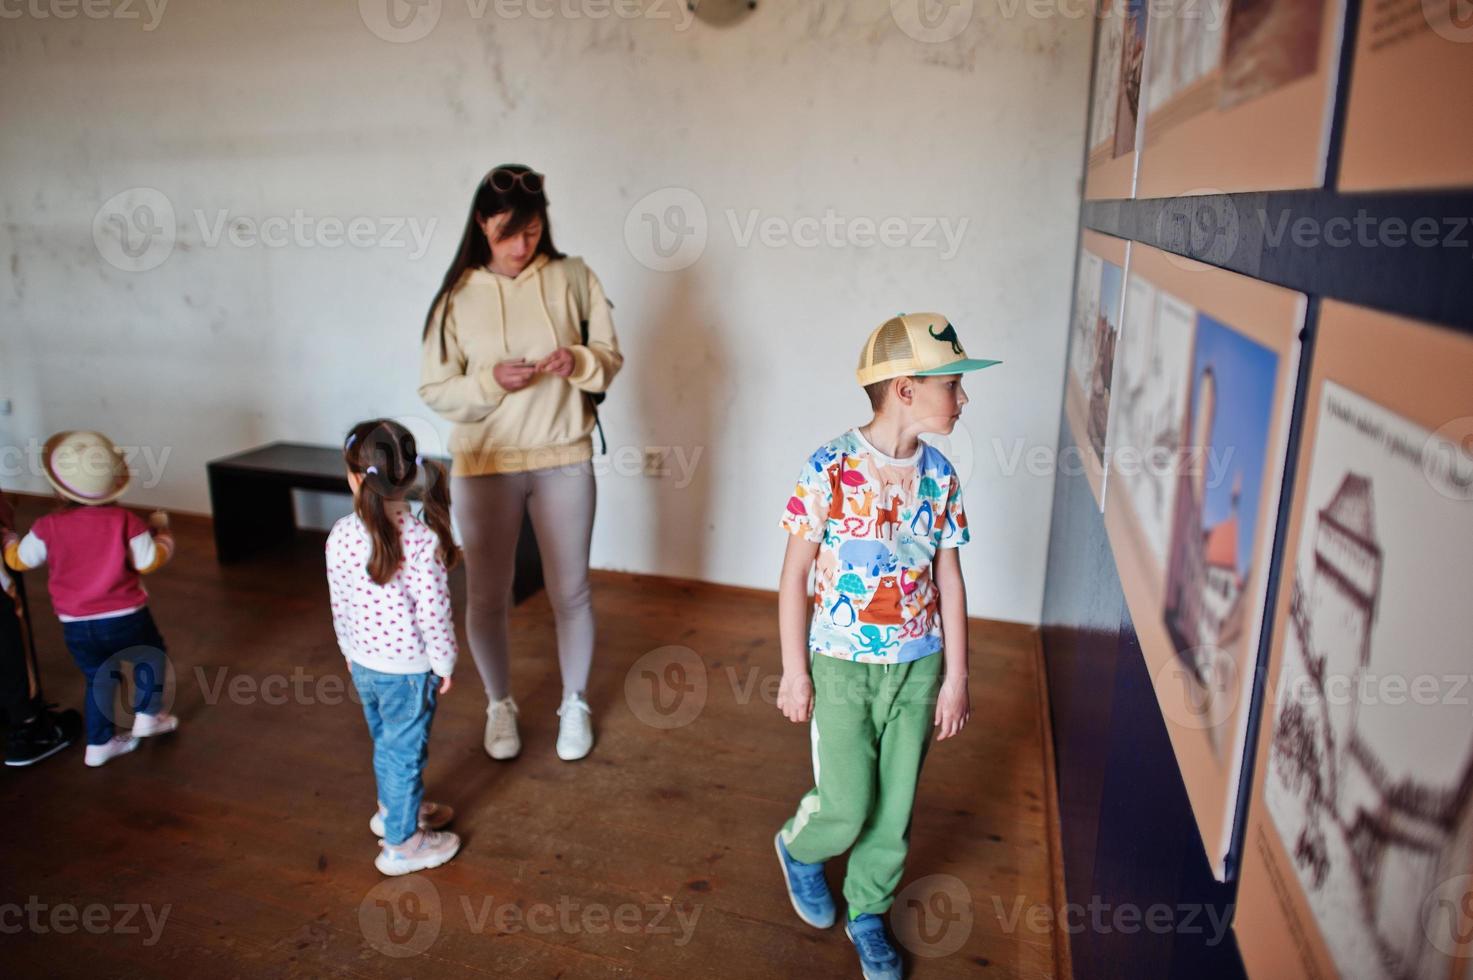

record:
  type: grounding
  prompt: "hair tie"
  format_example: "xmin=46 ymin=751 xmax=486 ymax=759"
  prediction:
xmin=415 ymin=454 xmax=423 ymax=467
xmin=366 ymin=465 xmax=379 ymax=475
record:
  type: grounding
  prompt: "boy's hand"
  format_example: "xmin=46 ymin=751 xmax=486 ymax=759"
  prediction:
xmin=438 ymin=674 xmax=453 ymax=695
xmin=149 ymin=510 xmax=170 ymax=532
xmin=777 ymin=670 xmax=813 ymax=723
xmin=934 ymin=676 xmax=970 ymax=741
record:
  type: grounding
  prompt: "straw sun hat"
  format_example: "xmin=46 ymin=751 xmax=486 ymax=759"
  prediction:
xmin=41 ymin=430 xmax=132 ymax=506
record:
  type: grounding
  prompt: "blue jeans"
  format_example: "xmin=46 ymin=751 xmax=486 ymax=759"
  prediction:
xmin=62 ymin=608 xmax=168 ymax=747
xmin=350 ymin=663 xmax=438 ymax=846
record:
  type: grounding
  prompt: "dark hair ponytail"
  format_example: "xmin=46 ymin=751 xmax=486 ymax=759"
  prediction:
xmin=343 ymin=419 xmax=459 ymax=585
xmin=422 ymin=163 xmax=566 ymax=363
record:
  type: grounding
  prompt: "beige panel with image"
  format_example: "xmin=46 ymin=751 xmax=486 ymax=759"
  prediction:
xmin=1235 ymin=300 xmax=1473 ymax=979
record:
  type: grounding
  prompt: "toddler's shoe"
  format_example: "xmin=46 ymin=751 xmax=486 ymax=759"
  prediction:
xmin=84 ymin=735 xmax=140 ymax=768
xmin=484 ymin=696 xmax=520 ymax=760
xmin=374 ymin=829 xmax=461 ymax=876
xmin=774 ymin=831 xmax=836 ymax=928
xmin=555 ymin=692 xmax=593 ymax=761
xmin=369 ymin=801 xmax=455 ymax=838
xmin=132 ymin=712 xmax=180 ymax=738
xmin=845 ymin=912 xmax=903 ymax=980
xmin=5 ymin=706 xmax=81 ymax=767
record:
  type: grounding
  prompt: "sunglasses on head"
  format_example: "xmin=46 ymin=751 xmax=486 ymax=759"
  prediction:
xmin=485 ymin=168 xmax=545 ymax=195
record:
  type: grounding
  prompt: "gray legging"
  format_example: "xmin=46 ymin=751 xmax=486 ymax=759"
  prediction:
xmin=451 ymin=464 xmax=596 ymax=702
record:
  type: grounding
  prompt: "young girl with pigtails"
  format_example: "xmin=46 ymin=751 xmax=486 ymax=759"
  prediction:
xmin=326 ymin=418 xmax=462 ymax=876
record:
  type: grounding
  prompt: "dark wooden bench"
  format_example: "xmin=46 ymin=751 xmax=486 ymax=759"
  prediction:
xmin=206 ymin=442 xmax=542 ymax=603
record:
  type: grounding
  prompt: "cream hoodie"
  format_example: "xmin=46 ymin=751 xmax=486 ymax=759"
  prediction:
xmin=419 ymin=254 xmax=623 ymax=476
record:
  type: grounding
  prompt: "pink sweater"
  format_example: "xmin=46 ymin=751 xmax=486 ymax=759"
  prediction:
xmin=325 ymin=510 xmax=458 ymax=677
xmin=4 ymin=506 xmax=170 ymax=620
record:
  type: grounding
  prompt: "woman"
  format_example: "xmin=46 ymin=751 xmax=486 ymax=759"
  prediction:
xmin=419 ymin=165 xmax=622 ymax=762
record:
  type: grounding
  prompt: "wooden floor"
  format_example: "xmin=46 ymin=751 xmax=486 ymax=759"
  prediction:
xmin=0 ymin=498 xmax=1060 ymax=979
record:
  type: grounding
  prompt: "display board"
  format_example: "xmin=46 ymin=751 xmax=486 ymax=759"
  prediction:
xmin=1049 ymin=0 xmax=1473 ymax=974
xmin=1102 ymin=242 xmax=1304 ymax=880
xmin=1137 ymin=0 xmax=1346 ymax=197
xmin=1064 ymin=229 xmax=1131 ymax=508
xmin=1234 ymin=300 xmax=1473 ymax=978
xmin=1084 ymin=0 xmax=1148 ymax=200
xmin=1338 ymin=0 xmax=1473 ymax=190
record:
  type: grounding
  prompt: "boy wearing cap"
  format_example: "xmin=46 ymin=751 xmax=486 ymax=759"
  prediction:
xmin=3 ymin=431 xmax=181 ymax=768
xmin=773 ymin=314 xmax=998 ymax=979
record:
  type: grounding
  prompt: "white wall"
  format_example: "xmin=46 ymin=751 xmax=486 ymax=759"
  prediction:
xmin=0 ymin=0 xmax=1089 ymax=624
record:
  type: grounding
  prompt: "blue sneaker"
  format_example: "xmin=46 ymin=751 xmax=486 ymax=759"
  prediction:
xmin=845 ymin=912 xmax=902 ymax=980
xmin=774 ymin=831 xmax=836 ymax=928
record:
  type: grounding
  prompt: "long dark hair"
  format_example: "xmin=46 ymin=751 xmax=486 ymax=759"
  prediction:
xmin=422 ymin=163 xmax=566 ymax=362
xmin=343 ymin=419 xmax=458 ymax=585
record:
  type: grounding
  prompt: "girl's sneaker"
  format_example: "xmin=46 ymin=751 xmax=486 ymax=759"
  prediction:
xmin=132 ymin=712 xmax=180 ymax=738
xmin=555 ymin=692 xmax=593 ymax=761
xmin=369 ymin=801 xmax=455 ymax=838
xmin=84 ymin=735 xmax=140 ymax=768
xmin=845 ymin=913 xmax=903 ymax=980
xmin=484 ymin=697 xmax=520 ymax=760
xmin=374 ymin=829 xmax=462 ymax=876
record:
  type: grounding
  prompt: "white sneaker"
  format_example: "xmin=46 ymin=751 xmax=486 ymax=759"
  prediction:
xmin=369 ymin=801 xmax=454 ymax=838
xmin=374 ymin=829 xmax=461 ymax=876
xmin=484 ymin=697 xmax=520 ymax=760
xmin=556 ymin=693 xmax=593 ymax=761
xmin=132 ymin=712 xmax=180 ymax=738
xmin=85 ymin=735 xmax=140 ymax=768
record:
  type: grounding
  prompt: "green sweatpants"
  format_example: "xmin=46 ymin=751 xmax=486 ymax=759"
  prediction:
xmin=780 ymin=651 xmax=943 ymax=916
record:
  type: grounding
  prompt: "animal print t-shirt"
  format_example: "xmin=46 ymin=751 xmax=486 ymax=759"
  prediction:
xmin=779 ymin=428 xmax=969 ymax=664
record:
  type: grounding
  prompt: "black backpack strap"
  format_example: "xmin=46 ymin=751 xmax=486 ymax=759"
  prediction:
xmin=592 ymin=416 xmax=607 ymax=457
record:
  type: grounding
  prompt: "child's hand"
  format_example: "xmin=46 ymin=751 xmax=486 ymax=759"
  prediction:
xmin=777 ymin=670 xmax=813 ymax=723
xmin=149 ymin=510 xmax=170 ymax=532
xmin=438 ymin=674 xmax=453 ymax=695
xmin=934 ymin=676 xmax=970 ymax=741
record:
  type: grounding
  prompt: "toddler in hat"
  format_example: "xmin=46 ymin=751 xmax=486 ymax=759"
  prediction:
xmin=2 ymin=431 xmax=180 ymax=767
xmin=772 ymin=314 xmax=999 ymax=980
